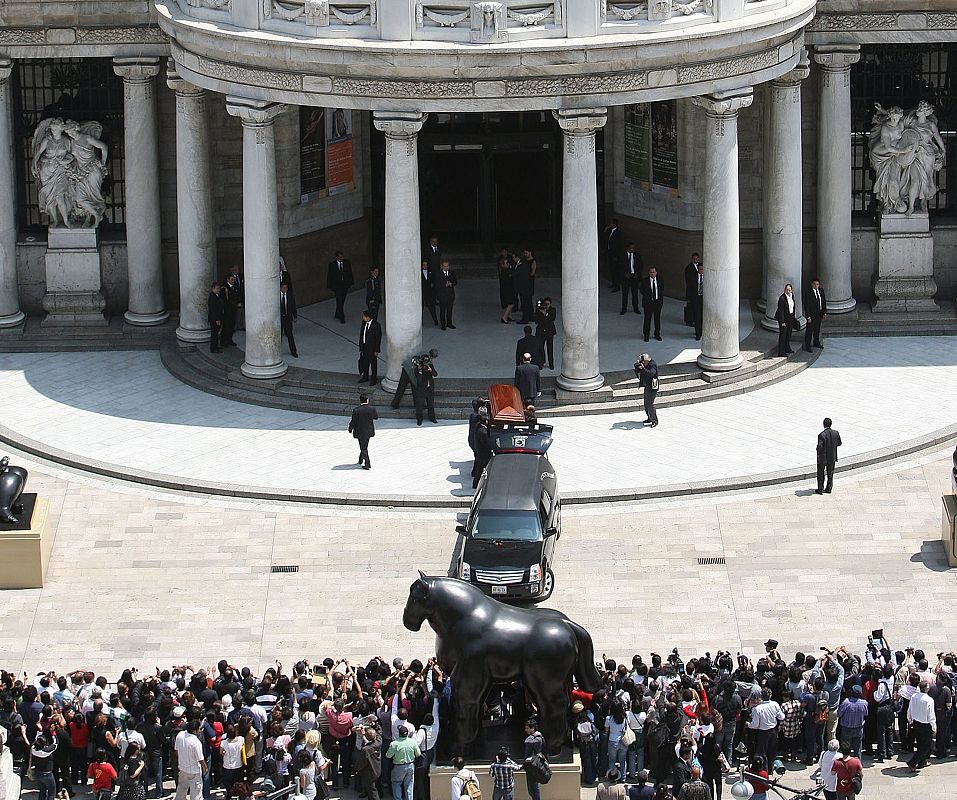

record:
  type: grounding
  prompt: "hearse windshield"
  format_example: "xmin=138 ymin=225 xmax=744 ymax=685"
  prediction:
xmin=471 ymin=510 xmax=543 ymax=541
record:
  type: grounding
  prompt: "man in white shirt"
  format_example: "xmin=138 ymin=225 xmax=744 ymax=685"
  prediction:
xmin=747 ymin=689 xmax=785 ymax=768
xmin=174 ymin=720 xmax=207 ymax=800
xmin=907 ymin=681 xmax=936 ymax=772
xmin=449 ymin=757 xmax=477 ymax=800
xmin=818 ymin=739 xmax=841 ymax=796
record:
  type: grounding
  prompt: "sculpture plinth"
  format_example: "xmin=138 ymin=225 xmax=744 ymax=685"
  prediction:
xmin=0 ymin=493 xmax=52 ymax=588
xmin=42 ymin=227 xmax=107 ymax=326
xmin=872 ymin=211 xmax=939 ymax=314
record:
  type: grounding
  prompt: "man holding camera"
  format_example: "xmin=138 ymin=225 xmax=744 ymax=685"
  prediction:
xmin=534 ymin=298 xmax=557 ymax=371
xmin=390 ymin=349 xmax=438 ymax=411
xmin=635 ymin=354 xmax=659 ymax=428
xmin=413 ymin=354 xmax=438 ymax=426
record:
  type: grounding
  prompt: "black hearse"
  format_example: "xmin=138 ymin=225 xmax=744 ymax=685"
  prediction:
xmin=455 ymin=385 xmax=561 ymax=602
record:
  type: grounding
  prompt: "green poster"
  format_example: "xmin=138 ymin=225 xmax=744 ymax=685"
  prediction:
xmin=624 ymin=104 xmax=651 ymax=186
xmin=650 ymin=100 xmax=679 ymax=193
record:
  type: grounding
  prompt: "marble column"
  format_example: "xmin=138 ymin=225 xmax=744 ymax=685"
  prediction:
xmin=692 ymin=89 xmax=752 ymax=372
xmin=553 ymin=108 xmax=606 ymax=392
xmin=761 ymin=54 xmax=810 ymax=332
xmin=372 ymin=111 xmax=426 ymax=393
xmin=226 ymin=96 xmax=287 ymax=379
xmin=113 ymin=58 xmax=168 ymax=325
xmin=814 ymin=45 xmax=860 ymax=314
xmin=0 ymin=59 xmax=22 ymax=328
xmin=167 ymin=65 xmax=216 ymax=343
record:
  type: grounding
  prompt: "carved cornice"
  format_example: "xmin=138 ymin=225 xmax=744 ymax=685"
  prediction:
xmin=692 ymin=88 xmax=753 ymax=117
xmin=807 ymin=11 xmax=957 ymax=34
xmin=0 ymin=25 xmax=166 ymax=47
xmin=225 ymin=96 xmax=286 ymax=126
xmin=0 ymin=58 xmax=12 ymax=83
xmin=677 ymin=48 xmax=776 ymax=83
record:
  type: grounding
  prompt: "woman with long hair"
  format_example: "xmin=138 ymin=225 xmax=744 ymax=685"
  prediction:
xmin=498 ymin=255 xmax=518 ymax=323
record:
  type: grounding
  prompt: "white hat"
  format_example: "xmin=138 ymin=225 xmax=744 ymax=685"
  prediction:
xmin=172 ymin=706 xmax=185 ymax=718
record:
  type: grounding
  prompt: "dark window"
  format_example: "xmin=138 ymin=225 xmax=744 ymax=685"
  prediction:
xmin=851 ymin=44 xmax=956 ymax=216
xmin=13 ymin=58 xmax=126 ymax=235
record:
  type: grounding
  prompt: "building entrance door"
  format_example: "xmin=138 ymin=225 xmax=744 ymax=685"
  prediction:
xmin=416 ymin=112 xmax=561 ymax=255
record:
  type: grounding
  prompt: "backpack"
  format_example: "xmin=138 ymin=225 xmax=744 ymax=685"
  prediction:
xmin=523 ymin=752 xmax=551 ymax=785
xmin=814 ymin=702 xmax=828 ymax=726
xmin=575 ymin=720 xmax=597 ymax=746
xmin=461 ymin=773 xmax=482 ymax=800
xmin=851 ymin=772 xmax=863 ymax=795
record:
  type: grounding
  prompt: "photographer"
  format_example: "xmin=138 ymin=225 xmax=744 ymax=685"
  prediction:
xmin=413 ymin=354 xmax=438 ymax=426
xmin=390 ymin=349 xmax=438 ymax=411
xmin=534 ymin=297 xmax=557 ymax=371
xmin=634 ymin=353 xmax=659 ymax=428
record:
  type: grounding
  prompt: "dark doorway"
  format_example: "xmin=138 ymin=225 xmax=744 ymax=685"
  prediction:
xmin=420 ymin=151 xmax=482 ymax=245
xmin=492 ymin=151 xmax=552 ymax=244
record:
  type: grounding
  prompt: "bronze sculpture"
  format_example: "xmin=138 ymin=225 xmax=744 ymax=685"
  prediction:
xmin=0 ymin=457 xmax=28 ymax=524
xmin=403 ymin=573 xmax=601 ymax=755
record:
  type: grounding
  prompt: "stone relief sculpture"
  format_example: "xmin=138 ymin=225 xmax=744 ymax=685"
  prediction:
xmin=30 ymin=118 xmax=108 ymax=228
xmin=472 ymin=1 xmax=506 ymax=42
xmin=0 ymin=457 xmax=28 ymax=525
xmin=868 ymin=101 xmax=946 ymax=216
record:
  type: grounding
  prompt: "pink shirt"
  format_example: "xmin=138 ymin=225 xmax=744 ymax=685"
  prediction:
xmin=325 ymin=708 xmax=354 ymax=740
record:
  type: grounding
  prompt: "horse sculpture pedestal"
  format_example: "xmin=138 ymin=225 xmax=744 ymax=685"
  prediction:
xmin=430 ymin=752 xmax=581 ymax=800
xmin=0 ymin=494 xmax=53 ymax=588
xmin=872 ymin=212 xmax=939 ymax=314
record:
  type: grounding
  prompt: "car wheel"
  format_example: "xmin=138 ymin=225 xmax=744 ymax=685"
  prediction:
xmin=538 ymin=568 xmax=555 ymax=601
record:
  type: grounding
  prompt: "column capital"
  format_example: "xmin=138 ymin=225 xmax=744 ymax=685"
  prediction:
xmin=552 ymin=107 xmax=607 ymax=135
xmin=113 ymin=56 xmax=161 ymax=83
xmin=166 ymin=61 xmax=205 ymax=98
xmin=772 ymin=49 xmax=810 ymax=87
xmin=692 ymin=88 xmax=753 ymax=117
xmin=812 ymin=44 xmax=861 ymax=71
xmin=226 ymin=96 xmax=286 ymax=126
xmin=372 ymin=111 xmax=427 ymax=138
xmin=0 ymin=58 xmax=12 ymax=82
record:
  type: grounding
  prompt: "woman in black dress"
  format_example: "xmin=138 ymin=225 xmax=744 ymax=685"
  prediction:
xmin=774 ymin=282 xmax=797 ymax=356
xmin=498 ymin=255 xmax=518 ymax=323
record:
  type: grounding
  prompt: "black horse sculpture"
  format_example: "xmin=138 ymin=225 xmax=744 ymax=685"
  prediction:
xmin=0 ymin=457 xmax=28 ymax=524
xmin=403 ymin=573 xmax=601 ymax=755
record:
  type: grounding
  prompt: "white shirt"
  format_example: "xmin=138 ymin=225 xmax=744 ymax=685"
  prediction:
xmin=117 ymin=729 xmax=146 ymax=758
xmin=908 ymin=691 xmax=936 ymax=730
xmin=747 ymin=700 xmax=785 ymax=731
xmin=697 ymin=274 xmax=703 ymax=295
xmin=627 ymin=252 xmax=635 ymax=274
xmin=361 ymin=321 xmax=371 ymax=344
xmin=451 ymin=769 xmax=477 ymax=800
xmin=175 ymin=731 xmax=205 ymax=776
xmin=650 ymin=277 xmax=658 ymax=300
xmin=221 ymin=737 xmax=245 ymax=770
xmin=819 ymin=750 xmax=841 ymax=792
xmin=786 ymin=293 xmax=794 ymax=314
xmin=414 ymin=698 xmax=440 ymax=753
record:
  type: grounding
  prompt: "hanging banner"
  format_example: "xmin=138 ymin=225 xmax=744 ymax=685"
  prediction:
xmin=325 ymin=108 xmax=354 ymax=195
xmin=650 ymin=100 xmax=679 ymax=195
xmin=299 ymin=106 xmax=326 ymax=202
xmin=623 ymin=104 xmax=651 ymax=187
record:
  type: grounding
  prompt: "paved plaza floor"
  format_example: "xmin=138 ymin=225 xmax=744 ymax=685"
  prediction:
xmin=0 ymin=336 xmax=955 ymax=501
xmin=237 ymin=276 xmax=755 ymax=377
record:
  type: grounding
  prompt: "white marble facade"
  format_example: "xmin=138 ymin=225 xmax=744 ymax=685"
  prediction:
xmin=0 ymin=2 xmax=953 ymax=387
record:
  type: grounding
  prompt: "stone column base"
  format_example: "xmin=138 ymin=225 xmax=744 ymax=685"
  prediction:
xmin=0 ymin=310 xmax=25 ymax=328
xmin=556 ymin=373 xmax=605 ymax=392
xmin=176 ymin=325 xmax=212 ymax=343
xmin=698 ymin=352 xmax=745 ymax=372
xmin=125 ymin=309 xmax=171 ymax=326
xmin=873 ymin=212 xmax=940 ymax=314
xmin=241 ymin=360 xmax=288 ymax=380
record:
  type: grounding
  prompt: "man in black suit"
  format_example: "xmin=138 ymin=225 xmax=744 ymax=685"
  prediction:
xmin=348 ymin=393 xmax=378 ymax=470
xmin=207 ymin=281 xmax=224 ymax=354
xmin=815 ymin=417 xmax=842 ymax=494
xmin=424 ymin=235 xmax=442 ymax=271
xmin=357 ymin=309 xmax=382 ymax=385
xmin=534 ymin=297 xmax=557 ymax=370
xmin=515 ymin=325 xmax=544 ymax=368
xmin=514 ymin=354 xmax=541 ymax=405
xmin=420 ymin=259 xmax=438 ymax=326
xmin=804 ymin=278 xmax=827 ymax=353
xmin=640 ymin=267 xmax=664 ymax=342
xmin=635 ymin=353 xmax=659 ymax=427
xmin=326 ymin=250 xmax=354 ymax=324
xmin=688 ymin=263 xmax=704 ymax=341
xmin=604 ymin=218 xmax=623 ymax=292
xmin=365 ymin=267 xmax=383 ymax=320
xmin=413 ymin=355 xmax=438 ymax=425
xmin=512 ymin=255 xmax=533 ymax=324
xmin=684 ymin=253 xmax=701 ymax=328
xmin=222 ymin=272 xmax=242 ymax=347
xmin=280 ymin=280 xmax=298 ymax=358
xmin=435 ymin=260 xmax=457 ymax=330
xmin=620 ymin=243 xmax=643 ymax=315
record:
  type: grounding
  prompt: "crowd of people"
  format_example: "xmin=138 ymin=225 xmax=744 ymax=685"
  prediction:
xmin=1 ymin=635 xmax=953 ymax=800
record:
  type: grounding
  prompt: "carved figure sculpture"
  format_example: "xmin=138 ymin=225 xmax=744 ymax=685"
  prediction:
xmin=30 ymin=118 xmax=109 ymax=228
xmin=0 ymin=457 xmax=28 ymax=525
xmin=403 ymin=573 xmax=601 ymax=754
xmin=868 ymin=101 xmax=946 ymax=216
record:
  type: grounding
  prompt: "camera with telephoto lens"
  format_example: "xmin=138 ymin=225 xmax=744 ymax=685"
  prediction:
xmin=411 ymin=353 xmax=432 ymax=369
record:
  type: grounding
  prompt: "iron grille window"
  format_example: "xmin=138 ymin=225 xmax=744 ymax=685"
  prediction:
xmin=13 ymin=58 xmax=126 ymax=235
xmin=850 ymin=44 xmax=956 ymax=216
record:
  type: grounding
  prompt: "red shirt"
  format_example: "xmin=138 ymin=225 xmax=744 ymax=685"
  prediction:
xmin=325 ymin=708 xmax=354 ymax=740
xmin=748 ymin=769 xmax=769 ymax=793
xmin=570 ymin=689 xmax=594 ymax=709
xmin=88 ymin=761 xmax=117 ymax=791
xmin=832 ymin=756 xmax=862 ymax=794
xmin=69 ymin=721 xmax=90 ymax=749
